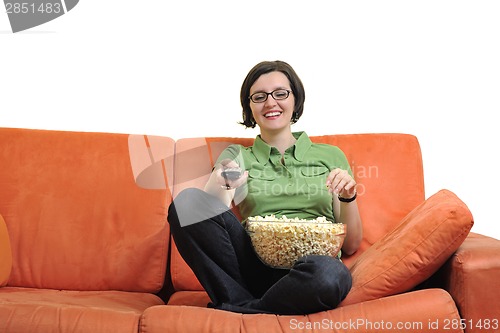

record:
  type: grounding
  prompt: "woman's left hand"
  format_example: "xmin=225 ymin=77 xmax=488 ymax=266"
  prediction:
xmin=326 ymin=168 xmax=356 ymax=198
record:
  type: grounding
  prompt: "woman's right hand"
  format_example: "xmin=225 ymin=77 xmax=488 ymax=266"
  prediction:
xmin=215 ymin=159 xmax=248 ymax=190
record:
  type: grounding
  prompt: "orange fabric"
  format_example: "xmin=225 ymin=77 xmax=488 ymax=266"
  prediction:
xmin=170 ymin=134 xmax=426 ymax=291
xmin=0 ymin=128 xmax=172 ymax=292
xmin=442 ymin=232 xmax=500 ymax=330
xmin=141 ymin=289 xmax=462 ymax=333
xmin=167 ymin=290 xmax=211 ymax=307
xmin=0 ymin=287 xmax=164 ymax=333
xmin=140 ymin=304 xmax=244 ymax=333
xmin=341 ymin=189 xmax=473 ymax=306
xmin=0 ymin=214 xmax=12 ymax=286
xmin=170 ymin=240 xmax=204 ymax=291
xmin=128 ymin=134 xmax=175 ymax=192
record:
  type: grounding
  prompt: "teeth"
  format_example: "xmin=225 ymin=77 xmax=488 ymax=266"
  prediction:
xmin=265 ymin=112 xmax=281 ymax=118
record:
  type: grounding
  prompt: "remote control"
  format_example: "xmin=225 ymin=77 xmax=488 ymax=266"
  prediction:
xmin=221 ymin=168 xmax=242 ymax=181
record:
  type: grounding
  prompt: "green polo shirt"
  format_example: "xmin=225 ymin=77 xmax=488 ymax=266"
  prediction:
xmin=215 ymin=132 xmax=352 ymax=223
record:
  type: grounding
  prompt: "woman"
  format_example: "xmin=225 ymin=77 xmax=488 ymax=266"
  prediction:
xmin=168 ymin=60 xmax=362 ymax=315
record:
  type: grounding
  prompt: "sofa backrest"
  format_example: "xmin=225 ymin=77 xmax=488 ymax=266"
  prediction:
xmin=0 ymin=128 xmax=174 ymax=293
xmin=170 ymin=134 xmax=425 ymax=292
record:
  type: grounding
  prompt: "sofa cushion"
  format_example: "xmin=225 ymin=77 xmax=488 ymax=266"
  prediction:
xmin=340 ymin=189 xmax=474 ymax=306
xmin=441 ymin=233 xmax=500 ymax=330
xmin=141 ymin=289 xmax=462 ymax=333
xmin=167 ymin=290 xmax=211 ymax=307
xmin=0 ymin=128 xmax=173 ymax=292
xmin=0 ymin=287 xmax=164 ymax=333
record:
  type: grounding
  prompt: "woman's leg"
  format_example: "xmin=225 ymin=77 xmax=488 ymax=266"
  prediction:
xmin=169 ymin=188 xmax=352 ymax=315
xmin=254 ymin=255 xmax=352 ymax=314
xmin=168 ymin=188 xmax=277 ymax=309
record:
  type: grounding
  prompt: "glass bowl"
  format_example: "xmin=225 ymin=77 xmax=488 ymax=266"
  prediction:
xmin=245 ymin=216 xmax=346 ymax=269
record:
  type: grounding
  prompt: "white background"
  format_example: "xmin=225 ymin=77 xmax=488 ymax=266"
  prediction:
xmin=1 ymin=1 xmax=499 ymax=239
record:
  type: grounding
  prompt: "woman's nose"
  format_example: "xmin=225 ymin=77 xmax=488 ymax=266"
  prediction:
xmin=264 ymin=95 xmax=277 ymax=107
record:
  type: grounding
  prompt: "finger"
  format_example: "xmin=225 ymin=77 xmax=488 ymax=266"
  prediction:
xmin=333 ymin=179 xmax=349 ymax=194
xmin=218 ymin=159 xmax=240 ymax=170
xmin=328 ymin=170 xmax=353 ymax=194
xmin=343 ymin=179 xmax=356 ymax=192
xmin=219 ymin=158 xmax=233 ymax=166
xmin=232 ymin=170 xmax=248 ymax=188
xmin=220 ymin=170 xmax=248 ymax=189
xmin=327 ymin=168 xmax=345 ymax=186
xmin=326 ymin=168 xmax=342 ymax=187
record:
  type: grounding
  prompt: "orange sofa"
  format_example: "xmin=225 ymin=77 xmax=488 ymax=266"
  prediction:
xmin=1 ymin=127 xmax=499 ymax=333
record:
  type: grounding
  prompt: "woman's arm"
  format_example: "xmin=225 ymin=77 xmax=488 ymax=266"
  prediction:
xmin=333 ymin=196 xmax=362 ymax=255
xmin=328 ymin=168 xmax=363 ymax=256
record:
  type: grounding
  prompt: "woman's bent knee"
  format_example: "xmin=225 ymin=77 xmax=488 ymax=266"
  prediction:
xmin=169 ymin=188 xmax=213 ymax=228
xmin=295 ymin=255 xmax=352 ymax=308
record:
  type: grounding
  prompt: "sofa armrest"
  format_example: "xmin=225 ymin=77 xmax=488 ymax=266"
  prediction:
xmin=0 ymin=214 xmax=12 ymax=287
xmin=439 ymin=232 xmax=500 ymax=332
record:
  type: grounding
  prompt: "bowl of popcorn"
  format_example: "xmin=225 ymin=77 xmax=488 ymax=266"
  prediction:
xmin=245 ymin=215 xmax=346 ymax=269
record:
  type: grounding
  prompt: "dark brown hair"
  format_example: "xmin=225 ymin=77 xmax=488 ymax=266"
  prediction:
xmin=239 ymin=60 xmax=305 ymax=128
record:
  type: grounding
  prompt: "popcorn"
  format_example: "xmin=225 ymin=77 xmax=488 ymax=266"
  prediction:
xmin=245 ymin=215 xmax=346 ymax=269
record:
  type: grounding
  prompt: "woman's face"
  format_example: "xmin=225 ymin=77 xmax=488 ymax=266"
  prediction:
xmin=249 ymin=71 xmax=295 ymax=133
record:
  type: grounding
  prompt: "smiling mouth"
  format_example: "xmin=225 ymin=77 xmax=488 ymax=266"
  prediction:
xmin=264 ymin=111 xmax=282 ymax=118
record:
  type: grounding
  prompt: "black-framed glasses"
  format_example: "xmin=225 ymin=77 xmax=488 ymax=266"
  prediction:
xmin=249 ymin=89 xmax=292 ymax=103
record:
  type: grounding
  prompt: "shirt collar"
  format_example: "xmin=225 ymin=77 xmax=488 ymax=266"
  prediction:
xmin=252 ymin=131 xmax=312 ymax=164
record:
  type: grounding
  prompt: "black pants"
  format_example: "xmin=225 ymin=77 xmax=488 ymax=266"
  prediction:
xmin=168 ymin=188 xmax=352 ymax=315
